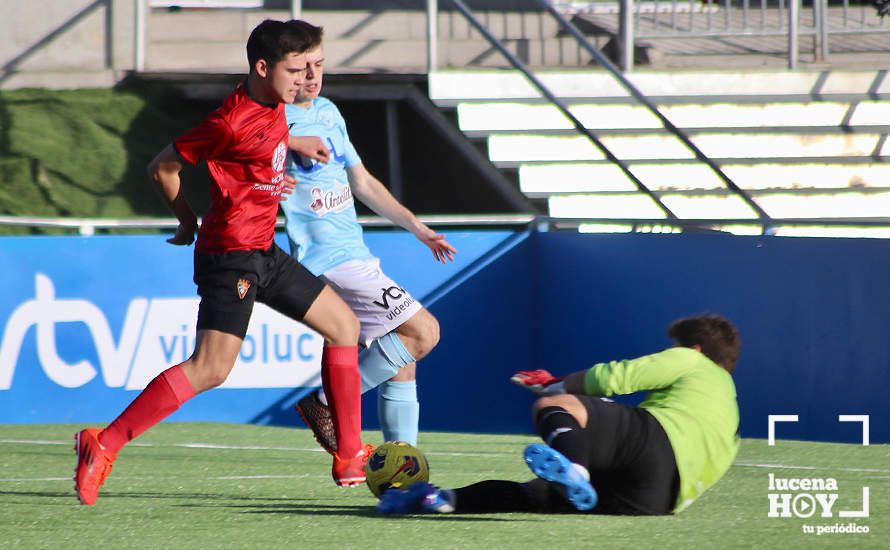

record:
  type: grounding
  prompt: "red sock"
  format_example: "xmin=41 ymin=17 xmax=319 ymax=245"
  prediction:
xmin=99 ymin=364 xmax=196 ymax=454
xmin=320 ymin=345 xmax=361 ymax=458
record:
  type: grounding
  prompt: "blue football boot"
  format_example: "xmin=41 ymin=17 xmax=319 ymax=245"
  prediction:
xmin=376 ymin=482 xmax=454 ymax=515
xmin=524 ymin=444 xmax=598 ymax=511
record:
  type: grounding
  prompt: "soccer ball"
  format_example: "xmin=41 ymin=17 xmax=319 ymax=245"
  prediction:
xmin=364 ymin=441 xmax=430 ymax=497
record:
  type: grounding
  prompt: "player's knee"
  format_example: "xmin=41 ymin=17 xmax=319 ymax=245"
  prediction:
xmin=532 ymin=394 xmax=573 ymax=415
xmin=412 ymin=314 xmax=440 ymax=360
xmin=183 ymin=358 xmax=233 ymax=391
xmin=390 ymin=364 xmax=416 ymax=382
xmin=532 ymin=395 xmax=588 ymax=428
xmin=202 ymin=368 xmax=230 ymax=390
xmin=328 ymin=310 xmax=361 ymax=345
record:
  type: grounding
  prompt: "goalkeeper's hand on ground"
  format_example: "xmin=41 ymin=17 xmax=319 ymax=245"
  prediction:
xmin=510 ymin=369 xmax=566 ymax=396
xmin=876 ymin=0 xmax=890 ymax=17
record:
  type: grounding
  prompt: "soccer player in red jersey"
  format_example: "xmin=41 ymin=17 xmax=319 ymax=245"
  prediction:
xmin=72 ymin=20 xmax=369 ymax=506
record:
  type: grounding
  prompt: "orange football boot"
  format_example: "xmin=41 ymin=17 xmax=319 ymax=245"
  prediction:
xmin=332 ymin=443 xmax=376 ymax=487
xmin=73 ymin=428 xmax=116 ymax=505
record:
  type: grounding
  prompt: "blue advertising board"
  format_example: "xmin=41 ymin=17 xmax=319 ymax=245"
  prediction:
xmin=2 ymin=229 xmax=887 ymax=443
xmin=0 ymin=230 xmax=519 ymax=425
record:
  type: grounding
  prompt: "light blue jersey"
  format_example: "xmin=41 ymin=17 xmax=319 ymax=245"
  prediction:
xmin=281 ymin=97 xmax=374 ymax=275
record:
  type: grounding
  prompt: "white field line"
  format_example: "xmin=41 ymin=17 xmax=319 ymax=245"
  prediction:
xmin=735 ymin=461 xmax=890 ymax=474
xmin=0 ymin=474 xmax=317 ymax=482
xmin=0 ymin=438 xmax=509 ymax=485
xmin=178 ymin=442 xmax=325 ymax=452
xmin=0 ymin=438 xmax=508 ymax=457
xmin=0 ymin=477 xmax=72 ymax=482
xmin=0 ymin=438 xmax=322 ymax=452
xmin=213 ymin=474 xmax=317 ymax=480
xmin=0 ymin=439 xmax=71 ymax=445
xmin=2 ymin=439 xmax=888 ymax=478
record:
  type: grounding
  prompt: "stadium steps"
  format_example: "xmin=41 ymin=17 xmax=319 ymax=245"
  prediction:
xmin=428 ymin=69 xmax=890 ymax=234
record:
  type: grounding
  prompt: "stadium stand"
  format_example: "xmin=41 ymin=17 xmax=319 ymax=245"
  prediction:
xmin=429 ymin=69 xmax=890 ymax=236
xmin=4 ymin=1 xmax=889 ymax=236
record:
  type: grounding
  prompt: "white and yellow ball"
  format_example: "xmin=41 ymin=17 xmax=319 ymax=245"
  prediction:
xmin=364 ymin=441 xmax=430 ymax=497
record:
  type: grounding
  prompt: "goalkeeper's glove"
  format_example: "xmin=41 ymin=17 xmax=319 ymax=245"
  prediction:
xmin=510 ymin=369 xmax=567 ymax=395
xmin=876 ymin=0 xmax=890 ymax=18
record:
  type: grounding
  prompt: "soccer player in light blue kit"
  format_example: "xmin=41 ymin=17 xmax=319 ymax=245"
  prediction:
xmin=281 ymin=21 xmax=457 ymax=454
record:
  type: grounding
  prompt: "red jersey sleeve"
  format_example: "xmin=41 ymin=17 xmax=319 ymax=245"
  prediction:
xmin=173 ymin=112 xmax=234 ymax=165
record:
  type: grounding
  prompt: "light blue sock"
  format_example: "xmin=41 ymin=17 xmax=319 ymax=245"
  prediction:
xmin=357 ymin=331 xmax=415 ymax=394
xmin=378 ymin=379 xmax=419 ymax=445
xmin=317 ymin=332 xmax=416 ymax=411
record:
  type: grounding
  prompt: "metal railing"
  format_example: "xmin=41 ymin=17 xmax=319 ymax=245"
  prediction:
xmin=548 ymin=0 xmax=890 ymax=70
xmin=133 ymin=0 xmax=305 ymax=72
xmin=0 ymin=214 xmax=537 ymax=236
xmin=4 ymin=213 xmax=890 ymax=236
xmin=128 ymin=1 xmax=890 ymax=73
xmin=609 ymin=0 xmax=821 ymax=69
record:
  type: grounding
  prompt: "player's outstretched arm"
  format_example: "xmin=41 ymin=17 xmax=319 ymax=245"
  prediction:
xmin=348 ymin=163 xmax=457 ymax=263
xmin=148 ymin=144 xmax=197 ymax=246
xmin=514 ymin=350 xmax=698 ymax=398
xmin=511 ymin=369 xmax=588 ymax=395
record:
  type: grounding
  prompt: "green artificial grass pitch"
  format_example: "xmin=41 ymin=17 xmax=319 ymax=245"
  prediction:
xmin=0 ymin=423 xmax=886 ymax=549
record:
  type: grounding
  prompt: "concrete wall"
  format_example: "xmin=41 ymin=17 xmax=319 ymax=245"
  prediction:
xmin=0 ymin=1 xmax=594 ymax=90
xmin=0 ymin=0 xmax=137 ymax=88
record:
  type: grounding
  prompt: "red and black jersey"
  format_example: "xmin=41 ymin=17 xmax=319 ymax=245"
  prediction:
xmin=174 ymin=85 xmax=290 ymax=253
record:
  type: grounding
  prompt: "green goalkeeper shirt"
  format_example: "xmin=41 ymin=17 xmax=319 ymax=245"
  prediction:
xmin=582 ymin=346 xmax=739 ymax=513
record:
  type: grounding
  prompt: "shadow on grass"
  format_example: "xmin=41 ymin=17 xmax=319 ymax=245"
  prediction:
xmin=0 ymin=489 xmax=318 ymax=503
xmin=0 ymin=490 xmax=82 ymax=503
xmin=231 ymin=502 xmax=532 ymax=522
xmin=1 ymin=489 xmax=539 ymax=522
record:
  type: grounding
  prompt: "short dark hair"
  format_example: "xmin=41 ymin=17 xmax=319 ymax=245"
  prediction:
xmin=287 ymin=19 xmax=324 ymax=50
xmin=246 ymin=19 xmax=313 ymax=72
xmin=668 ymin=314 xmax=740 ymax=373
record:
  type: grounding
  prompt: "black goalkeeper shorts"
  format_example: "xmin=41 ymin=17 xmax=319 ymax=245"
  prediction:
xmin=193 ymin=242 xmax=325 ymax=339
xmin=526 ymin=396 xmax=680 ymax=515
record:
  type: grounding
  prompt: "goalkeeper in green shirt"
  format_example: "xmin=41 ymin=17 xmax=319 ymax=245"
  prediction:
xmin=377 ymin=314 xmax=740 ymax=516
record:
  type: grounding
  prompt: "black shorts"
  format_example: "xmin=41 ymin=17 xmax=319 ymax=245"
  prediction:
xmin=526 ymin=396 xmax=680 ymax=515
xmin=193 ymin=242 xmax=326 ymax=339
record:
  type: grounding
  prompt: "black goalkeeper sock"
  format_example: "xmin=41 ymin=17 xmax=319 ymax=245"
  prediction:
xmin=535 ymin=406 xmax=591 ymax=468
xmin=453 ymin=480 xmax=541 ymax=513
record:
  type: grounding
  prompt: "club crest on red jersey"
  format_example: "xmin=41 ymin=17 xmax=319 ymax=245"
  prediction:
xmin=272 ymin=141 xmax=287 ymax=173
xmin=236 ymin=278 xmax=251 ymax=300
